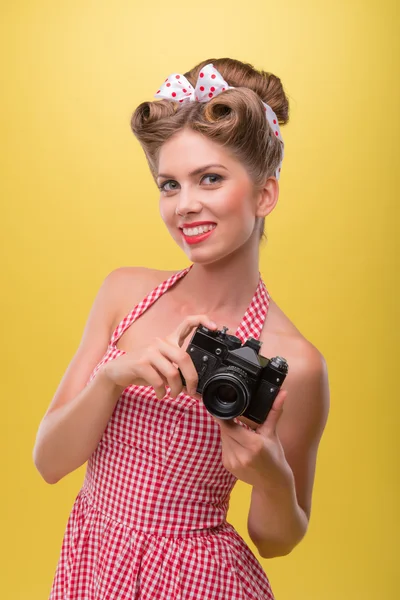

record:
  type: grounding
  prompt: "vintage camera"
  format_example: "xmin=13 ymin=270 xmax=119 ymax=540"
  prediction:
xmin=182 ymin=325 xmax=289 ymax=424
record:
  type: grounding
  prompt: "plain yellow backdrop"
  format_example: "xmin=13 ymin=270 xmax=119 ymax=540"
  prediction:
xmin=1 ymin=0 xmax=398 ymax=598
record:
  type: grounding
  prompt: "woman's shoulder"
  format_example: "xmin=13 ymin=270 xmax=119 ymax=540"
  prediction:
xmin=106 ymin=265 xmax=180 ymax=331
xmin=261 ymin=297 xmax=327 ymax=376
xmin=108 ymin=265 xmax=179 ymax=294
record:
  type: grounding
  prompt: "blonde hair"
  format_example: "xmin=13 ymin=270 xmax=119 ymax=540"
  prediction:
xmin=130 ymin=57 xmax=290 ymax=238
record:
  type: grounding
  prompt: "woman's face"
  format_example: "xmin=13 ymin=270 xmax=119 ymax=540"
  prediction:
xmin=157 ymin=129 xmax=266 ymax=265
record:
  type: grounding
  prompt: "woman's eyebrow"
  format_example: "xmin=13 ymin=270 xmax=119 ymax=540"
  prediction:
xmin=157 ymin=164 xmax=229 ymax=180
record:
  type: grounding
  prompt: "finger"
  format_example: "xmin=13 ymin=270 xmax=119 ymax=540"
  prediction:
xmin=135 ymin=362 xmax=167 ymax=400
xmin=219 ymin=427 xmax=243 ymax=458
xmin=256 ymin=389 xmax=287 ymax=437
xmin=212 ymin=416 xmax=258 ymax=449
xmin=156 ymin=337 xmax=199 ymax=395
xmin=171 ymin=315 xmax=217 ymax=348
xmin=147 ymin=349 xmax=184 ymax=399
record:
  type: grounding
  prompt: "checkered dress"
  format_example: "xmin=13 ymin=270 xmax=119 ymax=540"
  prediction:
xmin=49 ymin=266 xmax=275 ymax=599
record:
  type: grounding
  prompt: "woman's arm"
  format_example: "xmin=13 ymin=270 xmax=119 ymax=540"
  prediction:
xmin=33 ymin=269 xmax=127 ymax=484
xmin=33 ymin=368 xmax=124 ymax=484
xmin=247 ymin=343 xmax=330 ymax=557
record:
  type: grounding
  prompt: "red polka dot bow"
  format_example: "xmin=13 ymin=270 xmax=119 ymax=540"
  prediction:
xmin=154 ymin=63 xmax=284 ymax=179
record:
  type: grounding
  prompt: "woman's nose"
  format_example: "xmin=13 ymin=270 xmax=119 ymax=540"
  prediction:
xmin=175 ymin=188 xmax=202 ymax=216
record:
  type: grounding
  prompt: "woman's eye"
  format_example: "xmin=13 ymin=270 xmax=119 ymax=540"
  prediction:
xmin=158 ymin=174 xmax=223 ymax=193
xmin=159 ymin=180 xmax=179 ymax=192
xmin=202 ymin=174 xmax=222 ymax=185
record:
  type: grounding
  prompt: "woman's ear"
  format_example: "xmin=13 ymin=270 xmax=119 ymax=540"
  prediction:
xmin=256 ymin=176 xmax=279 ymax=218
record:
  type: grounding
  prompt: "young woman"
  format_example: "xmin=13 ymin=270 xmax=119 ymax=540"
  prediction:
xmin=34 ymin=57 xmax=330 ymax=600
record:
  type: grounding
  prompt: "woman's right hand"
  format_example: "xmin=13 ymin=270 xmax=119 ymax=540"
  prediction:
xmin=102 ymin=315 xmax=217 ymax=399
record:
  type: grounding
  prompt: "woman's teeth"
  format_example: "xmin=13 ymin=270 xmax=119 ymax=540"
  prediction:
xmin=182 ymin=224 xmax=216 ymax=236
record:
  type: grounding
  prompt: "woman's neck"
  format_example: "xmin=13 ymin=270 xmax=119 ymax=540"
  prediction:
xmin=177 ymin=239 xmax=262 ymax=316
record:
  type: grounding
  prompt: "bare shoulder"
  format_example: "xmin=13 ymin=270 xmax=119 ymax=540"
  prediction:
xmin=260 ymin=296 xmax=330 ymax=434
xmin=261 ymin=297 xmax=327 ymax=374
xmin=107 ymin=266 xmax=180 ymax=330
xmin=107 ymin=265 xmax=178 ymax=296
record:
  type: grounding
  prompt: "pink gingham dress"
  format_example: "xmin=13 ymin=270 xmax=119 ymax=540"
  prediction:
xmin=50 ymin=265 xmax=275 ymax=600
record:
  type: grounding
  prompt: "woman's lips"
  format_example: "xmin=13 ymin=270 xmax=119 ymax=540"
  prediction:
xmin=180 ymin=226 xmax=216 ymax=245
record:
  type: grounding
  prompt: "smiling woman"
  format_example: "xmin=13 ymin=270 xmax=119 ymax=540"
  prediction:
xmin=34 ymin=57 xmax=329 ymax=600
xmin=153 ymin=127 xmax=279 ymax=262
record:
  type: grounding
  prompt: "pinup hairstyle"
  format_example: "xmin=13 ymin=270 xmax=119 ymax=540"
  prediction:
xmin=130 ymin=57 xmax=290 ymax=239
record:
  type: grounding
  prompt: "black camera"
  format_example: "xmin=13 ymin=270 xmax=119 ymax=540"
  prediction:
xmin=182 ymin=325 xmax=289 ymax=424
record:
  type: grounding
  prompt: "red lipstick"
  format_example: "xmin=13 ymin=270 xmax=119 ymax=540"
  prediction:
xmin=180 ymin=222 xmax=216 ymax=246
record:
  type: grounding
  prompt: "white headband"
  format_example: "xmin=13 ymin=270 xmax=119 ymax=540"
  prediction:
xmin=154 ymin=63 xmax=284 ymax=179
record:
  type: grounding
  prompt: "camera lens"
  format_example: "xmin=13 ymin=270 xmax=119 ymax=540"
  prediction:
xmin=216 ymin=384 xmax=238 ymax=405
xmin=202 ymin=367 xmax=250 ymax=419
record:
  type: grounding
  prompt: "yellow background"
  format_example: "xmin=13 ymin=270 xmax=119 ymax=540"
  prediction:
xmin=1 ymin=0 xmax=398 ymax=598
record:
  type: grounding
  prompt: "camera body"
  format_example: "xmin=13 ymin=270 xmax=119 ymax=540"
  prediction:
xmin=183 ymin=325 xmax=289 ymax=424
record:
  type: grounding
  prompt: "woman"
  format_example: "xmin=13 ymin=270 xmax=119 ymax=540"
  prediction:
xmin=34 ymin=57 xmax=330 ymax=599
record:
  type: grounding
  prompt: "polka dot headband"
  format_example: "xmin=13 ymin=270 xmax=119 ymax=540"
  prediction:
xmin=154 ymin=63 xmax=284 ymax=179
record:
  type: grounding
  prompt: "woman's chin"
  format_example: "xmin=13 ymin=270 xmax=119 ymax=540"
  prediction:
xmin=174 ymin=230 xmax=253 ymax=265
xmin=180 ymin=243 xmax=236 ymax=266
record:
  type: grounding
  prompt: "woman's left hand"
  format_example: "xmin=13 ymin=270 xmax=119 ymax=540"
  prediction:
xmin=212 ymin=389 xmax=290 ymax=489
